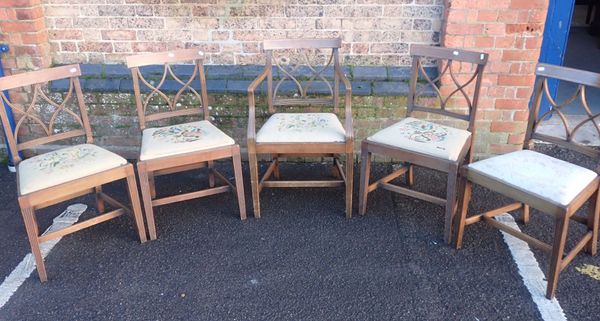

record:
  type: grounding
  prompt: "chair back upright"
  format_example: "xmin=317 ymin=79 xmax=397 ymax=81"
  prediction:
xmin=126 ymin=48 xmax=209 ymax=131
xmin=0 ymin=64 xmax=93 ymax=164
xmin=407 ymin=45 xmax=488 ymax=135
xmin=527 ymin=63 xmax=600 ymax=168
xmin=262 ymin=38 xmax=343 ymax=116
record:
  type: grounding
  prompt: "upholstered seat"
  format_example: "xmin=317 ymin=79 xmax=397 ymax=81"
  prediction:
xmin=18 ymin=144 xmax=127 ymax=195
xmin=256 ymin=113 xmax=346 ymax=143
xmin=366 ymin=117 xmax=471 ymax=161
xmin=140 ymin=120 xmax=235 ymax=161
xmin=468 ymin=149 xmax=597 ymax=206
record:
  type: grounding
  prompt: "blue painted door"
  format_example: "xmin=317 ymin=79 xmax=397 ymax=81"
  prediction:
xmin=537 ymin=0 xmax=575 ymax=115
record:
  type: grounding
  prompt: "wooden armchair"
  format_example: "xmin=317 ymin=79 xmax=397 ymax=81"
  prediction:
xmin=247 ymin=38 xmax=354 ymax=218
xmin=0 ymin=65 xmax=147 ymax=282
xmin=126 ymin=48 xmax=246 ymax=241
xmin=455 ymin=63 xmax=600 ymax=299
xmin=358 ymin=45 xmax=488 ymax=243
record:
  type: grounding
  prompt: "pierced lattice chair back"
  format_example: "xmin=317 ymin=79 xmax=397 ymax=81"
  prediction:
xmin=527 ymin=63 xmax=600 ymax=161
xmin=263 ymin=38 xmax=343 ymax=114
xmin=408 ymin=45 xmax=488 ymax=129
xmin=0 ymin=65 xmax=93 ymax=164
xmin=126 ymin=48 xmax=209 ymax=131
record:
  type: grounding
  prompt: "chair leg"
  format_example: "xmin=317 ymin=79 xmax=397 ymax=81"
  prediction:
xmin=406 ymin=164 xmax=414 ymax=187
xmin=19 ymin=204 xmax=47 ymax=282
xmin=208 ymin=160 xmax=216 ymax=188
xmin=455 ymin=179 xmax=472 ymax=249
xmin=522 ymin=204 xmax=530 ymax=224
xmin=358 ymin=149 xmax=371 ymax=216
xmin=547 ymin=214 xmax=570 ymax=299
xmin=95 ymin=186 xmax=105 ymax=213
xmin=332 ymin=160 xmax=341 ymax=179
xmin=137 ymin=162 xmax=157 ymax=241
xmin=148 ymin=172 xmax=157 ymax=199
xmin=444 ymin=166 xmax=459 ymax=244
xmin=248 ymin=150 xmax=261 ymax=218
xmin=125 ymin=166 xmax=148 ymax=243
xmin=345 ymin=152 xmax=354 ymax=218
xmin=232 ymin=147 xmax=247 ymax=220
xmin=586 ymin=189 xmax=600 ymax=255
xmin=273 ymin=154 xmax=281 ymax=180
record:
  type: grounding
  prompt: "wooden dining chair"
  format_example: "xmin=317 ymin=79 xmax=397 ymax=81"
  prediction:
xmin=455 ymin=63 xmax=600 ymax=299
xmin=0 ymin=65 xmax=147 ymax=282
xmin=247 ymin=38 xmax=353 ymax=218
xmin=358 ymin=45 xmax=488 ymax=243
xmin=126 ymin=48 xmax=246 ymax=241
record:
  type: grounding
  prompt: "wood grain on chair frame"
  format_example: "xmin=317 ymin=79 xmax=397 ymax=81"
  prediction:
xmin=358 ymin=45 xmax=488 ymax=244
xmin=247 ymin=38 xmax=354 ymax=218
xmin=126 ymin=48 xmax=247 ymax=241
xmin=0 ymin=64 xmax=147 ymax=282
xmin=455 ymin=63 xmax=600 ymax=299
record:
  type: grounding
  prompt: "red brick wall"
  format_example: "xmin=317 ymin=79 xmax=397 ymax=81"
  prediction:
xmin=0 ymin=0 xmax=51 ymax=75
xmin=442 ymin=0 xmax=548 ymax=157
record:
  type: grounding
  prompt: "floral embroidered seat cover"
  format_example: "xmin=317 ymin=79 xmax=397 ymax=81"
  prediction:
xmin=366 ymin=117 xmax=471 ymax=161
xmin=139 ymin=120 xmax=235 ymax=161
xmin=18 ymin=144 xmax=127 ymax=195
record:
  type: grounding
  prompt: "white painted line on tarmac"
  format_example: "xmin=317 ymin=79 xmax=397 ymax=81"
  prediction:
xmin=495 ymin=213 xmax=567 ymax=321
xmin=0 ymin=204 xmax=87 ymax=309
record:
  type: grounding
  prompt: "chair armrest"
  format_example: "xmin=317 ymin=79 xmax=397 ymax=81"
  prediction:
xmin=336 ymin=67 xmax=354 ymax=140
xmin=247 ymin=64 xmax=272 ymax=141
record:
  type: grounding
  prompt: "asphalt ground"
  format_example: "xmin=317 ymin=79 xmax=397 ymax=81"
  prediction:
xmin=0 ymin=144 xmax=598 ymax=321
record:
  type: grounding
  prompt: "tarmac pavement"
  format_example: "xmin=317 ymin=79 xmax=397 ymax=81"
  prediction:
xmin=0 ymin=145 xmax=598 ymax=321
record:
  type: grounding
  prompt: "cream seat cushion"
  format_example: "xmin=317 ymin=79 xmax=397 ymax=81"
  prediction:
xmin=366 ymin=117 xmax=471 ymax=161
xmin=140 ymin=120 xmax=234 ymax=161
xmin=256 ymin=113 xmax=346 ymax=143
xmin=18 ymin=144 xmax=127 ymax=195
xmin=468 ymin=149 xmax=598 ymax=206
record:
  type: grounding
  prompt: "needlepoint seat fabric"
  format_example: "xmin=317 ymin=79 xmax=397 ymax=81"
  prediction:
xmin=18 ymin=144 xmax=127 ymax=195
xmin=140 ymin=120 xmax=235 ymax=161
xmin=366 ymin=117 xmax=471 ymax=161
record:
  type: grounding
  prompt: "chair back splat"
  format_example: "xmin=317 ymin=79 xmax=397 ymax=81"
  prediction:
xmin=262 ymin=38 xmax=343 ymax=114
xmin=407 ymin=45 xmax=488 ymax=158
xmin=527 ymin=63 xmax=600 ymax=162
xmin=126 ymin=48 xmax=209 ymax=130
xmin=0 ymin=65 xmax=93 ymax=164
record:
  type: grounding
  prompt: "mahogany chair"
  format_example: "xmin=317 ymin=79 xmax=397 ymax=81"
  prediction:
xmin=247 ymin=38 xmax=354 ymax=218
xmin=0 ymin=65 xmax=147 ymax=282
xmin=358 ymin=45 xmax=488 ymax=243
xmin=455 ymin=63 xmax=600 ymax=299
xmin=126 ymin=48 xmax=246 ymax=241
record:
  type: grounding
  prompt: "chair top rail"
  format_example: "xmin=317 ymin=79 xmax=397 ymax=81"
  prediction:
xmin=264 ymin=38 xmax=342 ymax=50
xmin=126 ymin=48 xmax=205 ymax=68
xmin=410 ymin=45 xmax=488 ymax=65
xmin=0 ymin=64 xmax=81 ymax=91
xmin=536 ymin=63 xmax=600 ymax=89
